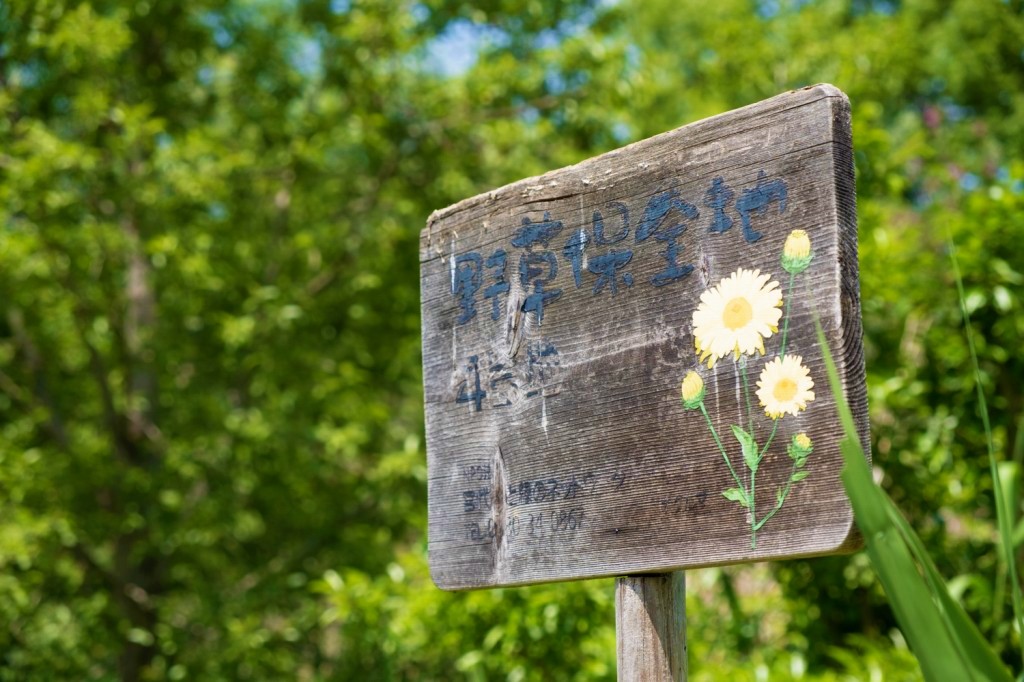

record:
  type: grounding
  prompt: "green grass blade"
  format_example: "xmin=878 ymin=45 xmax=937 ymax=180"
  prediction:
xmin=949 ymin=237 xmax=1024 ymax=663
xmin=884 ymin=489 xmax=1012 ymax=681
xmin=838 ymin=438 xmax=974 ymax=680
xmin=816 ymin=319 xmax=1012 ymax=682
xmin=995 ymin=461 xmax=1022 ymax=626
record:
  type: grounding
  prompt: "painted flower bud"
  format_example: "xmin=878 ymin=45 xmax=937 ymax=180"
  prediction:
xmin=781 ymin=229 xmax=813 ymax=274
xmin=788 ymin=432 xmax=813 ymax=463
xmin=681 ymin=371 xmax=705 ymax=409
xmin=794 ymin=432 xmax=812 ymax=452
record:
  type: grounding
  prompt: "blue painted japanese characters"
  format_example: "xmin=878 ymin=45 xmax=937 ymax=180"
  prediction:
xmin=449 ymin=173 xmax=789 ymax=326
xmin=457 ymin=464 xmax=627 ymax=544
xmin=455 ymin=339 xmax=560 ymax=413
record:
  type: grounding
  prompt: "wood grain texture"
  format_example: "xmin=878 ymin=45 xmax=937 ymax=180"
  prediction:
xmin=421 ymin=84 xmax=870 ymax=590
xmin=616 ymin=573 xmax=687 ymax=681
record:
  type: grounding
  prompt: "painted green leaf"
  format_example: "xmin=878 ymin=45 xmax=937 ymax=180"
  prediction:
xmin=731 ymin=425 xmax=759 ymax=473
xmin=722 ymin=487 xmax=749 ymax=508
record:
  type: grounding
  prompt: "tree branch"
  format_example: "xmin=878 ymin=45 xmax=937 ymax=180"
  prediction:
xmin=7 ymin=308 xmax=70 ymax=450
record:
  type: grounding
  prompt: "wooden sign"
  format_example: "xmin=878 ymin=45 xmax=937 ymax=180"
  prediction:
xmin=420 ymin=84 xmax=869 ymax=591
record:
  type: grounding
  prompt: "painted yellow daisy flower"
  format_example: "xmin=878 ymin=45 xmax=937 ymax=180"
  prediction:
xmin=692 ymin=268 xmax=783 ymax=368
xmin=756 ymin=354 xmax=815 ymax=419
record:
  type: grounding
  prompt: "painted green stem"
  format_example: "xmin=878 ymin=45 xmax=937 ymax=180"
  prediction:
xmin=700 ymin=402 xmax=744 ymax=492
xmin=716 ymin=268 xmax=806 ymax=549
xmin=758 ymin=419 xmax=779 ymax=463
xmin=740 ymin=360 xmax=755 ymax=437
xmin=754 ymin=461 xmax=798 ymax=531
xmin=750 ymin=454 xmax=758 ymax=548
xmin=779 ymin=270 xmax=796 ymax=355
xmin=751 ymin=271 xmax=800 ymax=548
xmin=752 ymin=272 xmax=797 ymax=472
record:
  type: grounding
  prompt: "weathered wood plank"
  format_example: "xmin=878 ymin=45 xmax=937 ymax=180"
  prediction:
xmin=421 ymin=84 xmax=869 ymax=590
xmin=616 ymin=573 xmax=687 ymax=681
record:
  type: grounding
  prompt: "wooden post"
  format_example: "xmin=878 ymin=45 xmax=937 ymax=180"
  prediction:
xmin=616 ymin=572 xmax=687 ymax=681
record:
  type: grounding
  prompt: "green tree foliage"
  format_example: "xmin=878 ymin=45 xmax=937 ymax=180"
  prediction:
xmin=0 ymin=0 xmax=1021 ymax=679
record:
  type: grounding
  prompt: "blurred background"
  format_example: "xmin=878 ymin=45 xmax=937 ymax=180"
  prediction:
xmin=0 ymin=0 xmax=1022 ymax=679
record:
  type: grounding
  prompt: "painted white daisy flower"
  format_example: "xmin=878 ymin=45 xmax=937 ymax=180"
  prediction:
xmin=756 ymin=354 xmax=815 ymax=419
xmin=692 ymin=268 xmax=783 ymax=368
